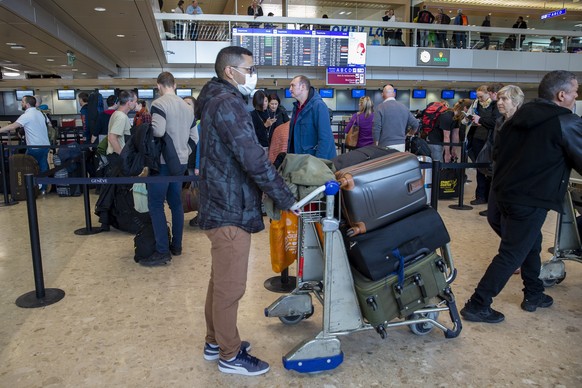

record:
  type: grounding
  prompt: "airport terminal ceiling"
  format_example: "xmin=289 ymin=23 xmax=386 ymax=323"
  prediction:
xmin=0 ymin=0 xmax=580 ymax=92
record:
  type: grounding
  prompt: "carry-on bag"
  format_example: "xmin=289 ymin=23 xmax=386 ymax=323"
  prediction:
xmin=335 ymin=152 xmax=426 ymax=236
xmin=9 ymin=154 xmax=39 ymax=201
xmin=331 ymin=145 xmax=398 ymax=171
xmin=439 ymin=168 xmax=461 ymax=199
xmin=352 ymin=251 xmax=449 ymax=328
xmin=346 ymin=206 xmax=450 ymax=281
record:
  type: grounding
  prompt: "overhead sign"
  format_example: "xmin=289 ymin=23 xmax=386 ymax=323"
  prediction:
xmin=541 ymin=9 xmax=567 ymax=20
xmin=326 ymin=66 xmax=366 ymax=85
xmin=416 ymin=49 xmax=450 ymax=67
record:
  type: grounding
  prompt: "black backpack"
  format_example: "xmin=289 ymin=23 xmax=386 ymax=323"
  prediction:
xmin=406 ymin=136 xmax=432 ymax=157
xmin=87 ymin=91 xmax=104 ymax=137
xmin=134 ymin=221 xmax=171 ymax=263
xmin=441 ymin=14 xmax=451 ymax=25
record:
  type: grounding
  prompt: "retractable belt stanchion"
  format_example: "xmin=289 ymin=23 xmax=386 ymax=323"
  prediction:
xmin=430 ymin=160 xmax=441 ymax=211
xmin=449 ymin=142 xmax=472 ymax=211
xmin=15 ymin=174 xmax=65 ymax=308
xmin=74 ymin=150 xmax=102 ymax=235
xmin=0 ymin=142 xmax=18 ymax=207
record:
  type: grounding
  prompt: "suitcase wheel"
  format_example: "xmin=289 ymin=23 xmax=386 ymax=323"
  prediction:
xmin=375 ymin=324 xmax=387 ymax=339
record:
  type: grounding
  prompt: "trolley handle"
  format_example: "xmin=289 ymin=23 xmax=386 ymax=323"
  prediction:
xmin=289 ymin=180 xmax=340 ymax=214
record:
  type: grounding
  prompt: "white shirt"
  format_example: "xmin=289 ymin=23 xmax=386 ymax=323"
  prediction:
xmin=16 ymin=107 xmax=50 ymax=146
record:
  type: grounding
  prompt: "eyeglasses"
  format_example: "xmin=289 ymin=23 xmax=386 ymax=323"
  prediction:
xmin=232 ymin=65 xmax=257 ymax=76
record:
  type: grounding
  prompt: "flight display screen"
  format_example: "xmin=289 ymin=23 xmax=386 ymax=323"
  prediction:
xmin=232 ymin=28 xmax=366 ymax=67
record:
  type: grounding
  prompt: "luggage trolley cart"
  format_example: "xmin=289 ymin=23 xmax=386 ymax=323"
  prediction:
xmin=539 ymin=171 xmax=582 ymax=287
xmin=264 ymin=181 xmax=462 ymax=374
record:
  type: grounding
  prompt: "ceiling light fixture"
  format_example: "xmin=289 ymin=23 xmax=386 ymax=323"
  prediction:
xmin=3 ymin=72 xmax=20 ymax=77
xmin=94 ymin=7 xmax=106 ymax=12
xmin=116 ymin=34 xmax=125 ymax=38
xmin=4 ymin=66 xmax=19 ymax=72
xmin=5 ymin=42 xmax=17 ymax=46
xmin=81 ymin=72 xmax=87 ymax=75
xmin=29 ymin=51 xmax=38 ymax=55
xmin=71 ymin=68 xmax=78 ymax=72
xmin=10 ymin=45 xmax=25 ymax=49
xmin=46 ymin=58 xmax=55 ymax=62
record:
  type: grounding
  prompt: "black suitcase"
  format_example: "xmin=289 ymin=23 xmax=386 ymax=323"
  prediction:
xmin=54 ymin=143 xmax=82 ymax=197
xmin=335 ymin=152 xmax=426 ymax=236
xmin=331 ymin=145 xmax=399 ymax=170
xmin=352 ymin=251 xmax=450 ymax=328
xmin=9 ymin=154 xmax=39 ymax=201
xmin=346 ymin=207 xmax=450 ymax=281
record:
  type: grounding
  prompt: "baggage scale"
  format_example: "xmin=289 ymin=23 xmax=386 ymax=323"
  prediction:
xmin=539 ymin=171 xmax=582 ymax=286
xmin=264 ymin=181 xmax=462 ymax=374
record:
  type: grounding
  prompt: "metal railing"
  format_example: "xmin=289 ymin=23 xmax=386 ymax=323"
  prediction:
xmin=154 ymin=13 xmax=582 ymax=53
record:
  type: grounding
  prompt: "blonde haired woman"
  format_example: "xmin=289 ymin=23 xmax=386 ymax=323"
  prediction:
xmin=344 ymin=95 xmax=375 ymax=149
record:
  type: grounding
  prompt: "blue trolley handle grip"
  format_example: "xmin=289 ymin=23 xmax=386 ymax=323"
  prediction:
xmin=289 ymin=181 xmax=339 ymax=213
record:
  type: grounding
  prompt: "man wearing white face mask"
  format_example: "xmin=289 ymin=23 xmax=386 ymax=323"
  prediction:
xmin=196 ymin=46 xmax=295 ymax=376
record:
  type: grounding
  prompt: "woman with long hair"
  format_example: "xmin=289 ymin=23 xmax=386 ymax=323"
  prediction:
xmin=250 ymin=90 xmax=276 ymax=148
xmin=266 ymin=94 xmax=289 ymax=144
xmin=133 ymin=99 xmax=152 ymax=127
xmin=344 ymin=96 xmax=374 ymax=148
xmin=451 ymin=98 xmax=473 ymax=159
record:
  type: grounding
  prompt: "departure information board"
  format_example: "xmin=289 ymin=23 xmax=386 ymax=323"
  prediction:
xmin=327 ymin=66 xmax=366 ymax=85
xmin=232 ymin=29 xmax=367 ymax=67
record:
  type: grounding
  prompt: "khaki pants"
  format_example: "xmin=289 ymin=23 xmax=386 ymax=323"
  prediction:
xmin=204 ymin=226 xmax=251 ymax=360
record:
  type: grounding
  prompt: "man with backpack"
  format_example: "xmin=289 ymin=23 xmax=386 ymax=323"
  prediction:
xmin=435 ymin=8 xmax=451 ymax=48
xmin=416 ymin=6 xmax=435 ymax=47
xmin=422 ymin=101 xmax=454 ymax=162
xmin=139 ymin=72 xmax=198 ymax=267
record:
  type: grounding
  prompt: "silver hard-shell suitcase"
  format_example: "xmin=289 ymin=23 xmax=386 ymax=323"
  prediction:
xmin=335 ymin=152 xmax=426 ymax=236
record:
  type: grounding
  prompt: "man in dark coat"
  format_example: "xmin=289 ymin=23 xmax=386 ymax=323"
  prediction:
xmin=461 ymin=70 xmax=582 ymax=323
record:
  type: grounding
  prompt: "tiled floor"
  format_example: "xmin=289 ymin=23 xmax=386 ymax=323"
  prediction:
xmin=1 ymin=171 xmax=581 ymax=387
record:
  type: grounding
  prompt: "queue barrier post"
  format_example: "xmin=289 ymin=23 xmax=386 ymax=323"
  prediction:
xmin=15 ymin=174 xmax=65 ymax=308
xmin=264 ymin=267 xmax=297 ymax=293
xmin=449 ymin=142 xmax=473 ymax=211
xmin=74 ymin=150 xmax=102 ymax=235
xmin=430 ymin=160 xmax=441 ymax=211
xmin=0 ymin=141 xmax=18 ymax=207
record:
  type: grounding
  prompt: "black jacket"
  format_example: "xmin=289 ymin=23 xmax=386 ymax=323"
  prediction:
xmin=120 ymin=123 xmax=181 ymax=177
xmin=492 ymin=99 xmax=582 ymax=212
xmin=196 ymin=77 xmax=295 ymax=233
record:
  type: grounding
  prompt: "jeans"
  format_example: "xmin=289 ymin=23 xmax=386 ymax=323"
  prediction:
xmin=428 ymin=144 xmax=444 ymax=162
xmin=204 ymin=226 xmax=251 ymax=360
xmin=436 ymin=32 xmax=448 ymax=48
xmin=26 ymin=147 xmax=49 ymax=191
xmin=420 ymin=30 xmax=430 ymax=47
xmin=471 ymin=202 xmax=547 ymax=308
xmin=147 ymin=163 xmax=186 ymax=254
xmin=454 ymin=32 xmax=466 ymax=48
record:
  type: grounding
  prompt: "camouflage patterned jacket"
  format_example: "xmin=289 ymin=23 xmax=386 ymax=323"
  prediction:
xmin=197 ymin=77 xmax=295 ymax=233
